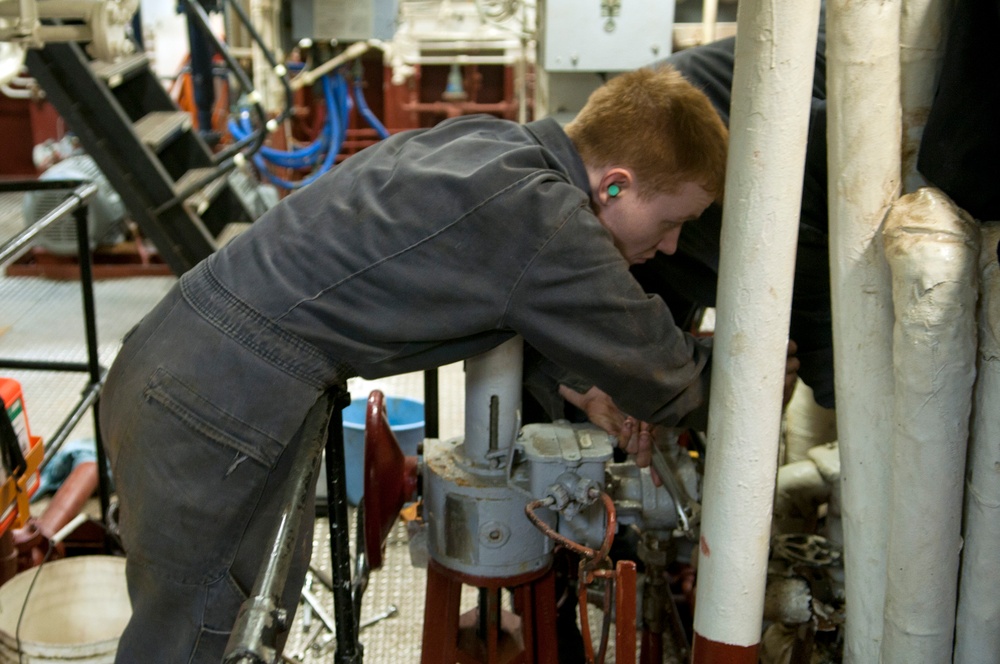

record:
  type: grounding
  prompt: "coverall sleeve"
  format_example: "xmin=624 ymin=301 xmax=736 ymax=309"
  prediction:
xmin=505 ymin=204 xmax=712 ymax=427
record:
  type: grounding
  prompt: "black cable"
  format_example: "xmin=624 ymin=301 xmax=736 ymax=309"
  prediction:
xmin=15 ymin=532 xmax=60 ymax=664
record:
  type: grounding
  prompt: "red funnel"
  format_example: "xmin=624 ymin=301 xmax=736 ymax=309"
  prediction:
xmin=363 ymin=390 xmax=419 ymax=570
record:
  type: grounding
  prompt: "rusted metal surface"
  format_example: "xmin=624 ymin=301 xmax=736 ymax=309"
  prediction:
xmin=420 ymin=558 xmax=559 ymax=664
xmin=691 ymin=633 xmax=758 ymax=664
xmin=615 ymin=560 xmax=638 ymax=664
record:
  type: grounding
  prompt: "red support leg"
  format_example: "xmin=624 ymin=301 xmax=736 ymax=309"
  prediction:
xmin=421 ymin=562 xmax=560 ymax=664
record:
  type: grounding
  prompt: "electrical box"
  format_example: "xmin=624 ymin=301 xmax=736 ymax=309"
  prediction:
xmin=291 ymin=0 xmax=400 ymax=42
xmin=541 ymin=0 xmax=675 ymax=72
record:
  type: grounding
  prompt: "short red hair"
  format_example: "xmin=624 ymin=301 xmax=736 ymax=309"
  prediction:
xmin=565 ymin=66 xmax=728 ymax=201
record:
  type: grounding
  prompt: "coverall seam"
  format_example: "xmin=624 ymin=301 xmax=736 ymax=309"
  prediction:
xmin=182 ymin=263 xmax=350 ymax=388
xmin=143 ymin=367 xmax=280 ymax=467
xmin=499 ymin=203 xmax=590 ymax=328
xmin=273 ymin=170 xmax=564 ymax=321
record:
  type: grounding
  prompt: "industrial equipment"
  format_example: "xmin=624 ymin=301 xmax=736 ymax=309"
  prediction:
xmin=415 ymin=337 xmax=700 ymax=662
xmin=22 ymin=154 xmax=125 ymax=255
xmin=0 ymin=0 xmax=138 ymax=87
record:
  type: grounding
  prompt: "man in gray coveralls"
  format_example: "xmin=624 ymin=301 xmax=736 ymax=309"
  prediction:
xmin=100 ymin=65 xmax=737 ymax=662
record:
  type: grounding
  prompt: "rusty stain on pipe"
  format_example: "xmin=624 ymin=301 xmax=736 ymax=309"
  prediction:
xmin=691 ymin=633 xmax=759 ymax=664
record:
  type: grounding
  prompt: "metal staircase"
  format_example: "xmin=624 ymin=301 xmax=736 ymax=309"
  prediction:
xmin=25 ymin=41 xmax=260 ymax=276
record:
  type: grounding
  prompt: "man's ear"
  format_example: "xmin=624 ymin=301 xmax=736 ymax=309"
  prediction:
xmin=594 ymin=167 xmax=635 ymax=207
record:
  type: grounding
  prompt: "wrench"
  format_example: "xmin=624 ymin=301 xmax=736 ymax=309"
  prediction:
xmin=650 ymin=442 xmax=701 ymax=538
xmin=360 ymin=604 xmax=398 ymax=630
xmin=284 ymin=622 xmax=326 ymax=662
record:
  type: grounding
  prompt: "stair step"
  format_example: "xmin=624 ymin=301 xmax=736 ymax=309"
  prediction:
xmin=90 ymin=53 xmax=149 ymax=88
xmin=174 ymin=168 xmax=227 ymax=215
xmin=134 ymin=111 xmax=192 ymax=152
xmin=216 ymin=222 xmax=253 ymax=247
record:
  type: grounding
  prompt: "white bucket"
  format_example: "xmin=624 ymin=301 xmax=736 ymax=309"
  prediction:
xmin=0 ymin=556 xmax=131 ymax=663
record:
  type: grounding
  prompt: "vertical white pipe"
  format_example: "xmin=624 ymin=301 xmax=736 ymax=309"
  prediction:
xmin=899 ymin=0 xmax=950 ymax=193
xmin=701 ymin=0 xmax=719 ymax=44
xmin=250 ymin=0 xmax=284 ymax=115
xmin=954 ymin=222 xmax=1000 ymax=664
xmin=690 ymin=1 xmax=820 ymax=660
xmin=825 ymin=1 xmax=901 ymax=660
xmin=463 ymin=336 xmax=523 ymax=465
xmin=880 ymin=188 xmax=979 ymax=662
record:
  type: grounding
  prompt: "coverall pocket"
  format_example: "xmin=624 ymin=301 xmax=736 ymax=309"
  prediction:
xmin=115 ymin=368 xmax=283 ymax=585
xmin=143 ymin=367 xmax=283 ymax=467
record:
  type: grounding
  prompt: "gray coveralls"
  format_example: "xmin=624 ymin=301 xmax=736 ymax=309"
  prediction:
xmin=99 ymin=115 xmax=710 ymax=662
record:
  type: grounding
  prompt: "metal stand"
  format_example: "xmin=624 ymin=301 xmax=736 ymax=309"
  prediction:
xmin=424 ymin=369 xmax=439 ymax=439
xmin=324 ymin=389 xmax=364 ymax=663
xmin=224 ymin=386 xmax=365 ymax=664
xmin=420 ymin=560 xmax=560 ymax=664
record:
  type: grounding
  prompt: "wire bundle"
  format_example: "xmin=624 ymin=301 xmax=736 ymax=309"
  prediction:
xmin=229 ymin=70 xmax=390 ymax=190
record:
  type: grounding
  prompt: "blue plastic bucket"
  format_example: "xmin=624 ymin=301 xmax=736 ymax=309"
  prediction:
xmin=342 ymin=396 xmax=425 ymax=505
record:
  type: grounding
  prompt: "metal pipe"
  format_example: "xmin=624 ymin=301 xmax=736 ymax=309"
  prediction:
xmin=690 ymin=0 xmax=820 ymax=660
xmin=825 ymin=0 xmax=901 ymax=660
xmin=955 ymin=222 xmax=1000 ymax=663
xmin=701 ymin=0 xmax=718 ymax=44
xmin=75 ymin=202 xmax=113 ymax=527
xmin=0 ymin=181 xmax=95 ymax=268
xmin=229 ymin=0 xmax=292 ymax=120
xmin=41 ymin=381 xmax=103 ymax=467
xmin=0 ymin=25 xmax=92 ymax=42
xmin=324 ymin=392 xmax=362 ymax=664
xmin=881 ymin=189 xmax=979 ymax=662
xmin=463 ymin=336 xmax=523 ymax=468
xmin=16 ymin=0 xmax=37 ymax=28
xmin=223 ymin=392 xmax=334 ymax=663
xmin=0 ymin=0 xmax=94 ymax=18
xmin=291 ymin=41 xmax=372 ymax=91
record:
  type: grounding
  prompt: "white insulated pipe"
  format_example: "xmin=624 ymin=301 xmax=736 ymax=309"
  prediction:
xmin=825 ymin=1 xmax=901 ymax=660
xmin=250 ymin=0 xmax=284 ymax=115
xmin=880 ymin=188 xmax=980 ymax=663
xmin=899 ymin=0 xmax=950 ymax=193
xmin=701 ymin=0 xmax=719 ymax=44
xmin=690 ymin=1 xmax=820 ymax=660
xmin=782 ymin=380 xmax=838 ymax=465
xmin=463 ymin=336 xmax=523 ymax=467
xmin=953 ymin=222 xmax=1000 ymax=664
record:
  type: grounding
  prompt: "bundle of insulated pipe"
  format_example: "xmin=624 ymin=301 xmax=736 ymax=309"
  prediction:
xmin=881 ymin=188 xmax=979 ymax=663
xmin=954 ymin=222 xmax=1000 ymax=663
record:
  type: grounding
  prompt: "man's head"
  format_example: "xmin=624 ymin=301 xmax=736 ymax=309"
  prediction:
xmin=565 ymin=66 xmax=728 ymax=264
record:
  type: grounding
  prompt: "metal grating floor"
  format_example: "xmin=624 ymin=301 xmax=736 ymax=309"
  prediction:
xmin=1 ymin=191 xmax=638 ymax=663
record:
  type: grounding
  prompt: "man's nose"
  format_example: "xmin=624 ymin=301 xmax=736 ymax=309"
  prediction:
xmin=657 ymin=229 xmax=681 ymax=255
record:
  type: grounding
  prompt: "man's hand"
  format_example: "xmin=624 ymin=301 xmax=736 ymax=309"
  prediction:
xmin=557 ymin=385 xmax=661 ymax=485
xmin=784 ymin=340 xmax=801 ymax=407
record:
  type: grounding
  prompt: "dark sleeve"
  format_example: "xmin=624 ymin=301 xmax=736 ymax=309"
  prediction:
xmin=507 ymin=206 xmax=711 ymax=427
xmin=917 ymin=0 xmax=1000 ymax=221
xmin=521 ymin=343 xmax=591 ymax=423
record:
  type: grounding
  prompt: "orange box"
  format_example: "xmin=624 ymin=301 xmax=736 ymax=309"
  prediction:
xmin=0 ymin=378 xmax=43 ymax=533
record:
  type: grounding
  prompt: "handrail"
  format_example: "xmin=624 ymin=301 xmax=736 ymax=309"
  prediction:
xmin=0 ymin=178 xmax=112 ymax=526
xmin=0 ymin=179 xmax=96 ymax=269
